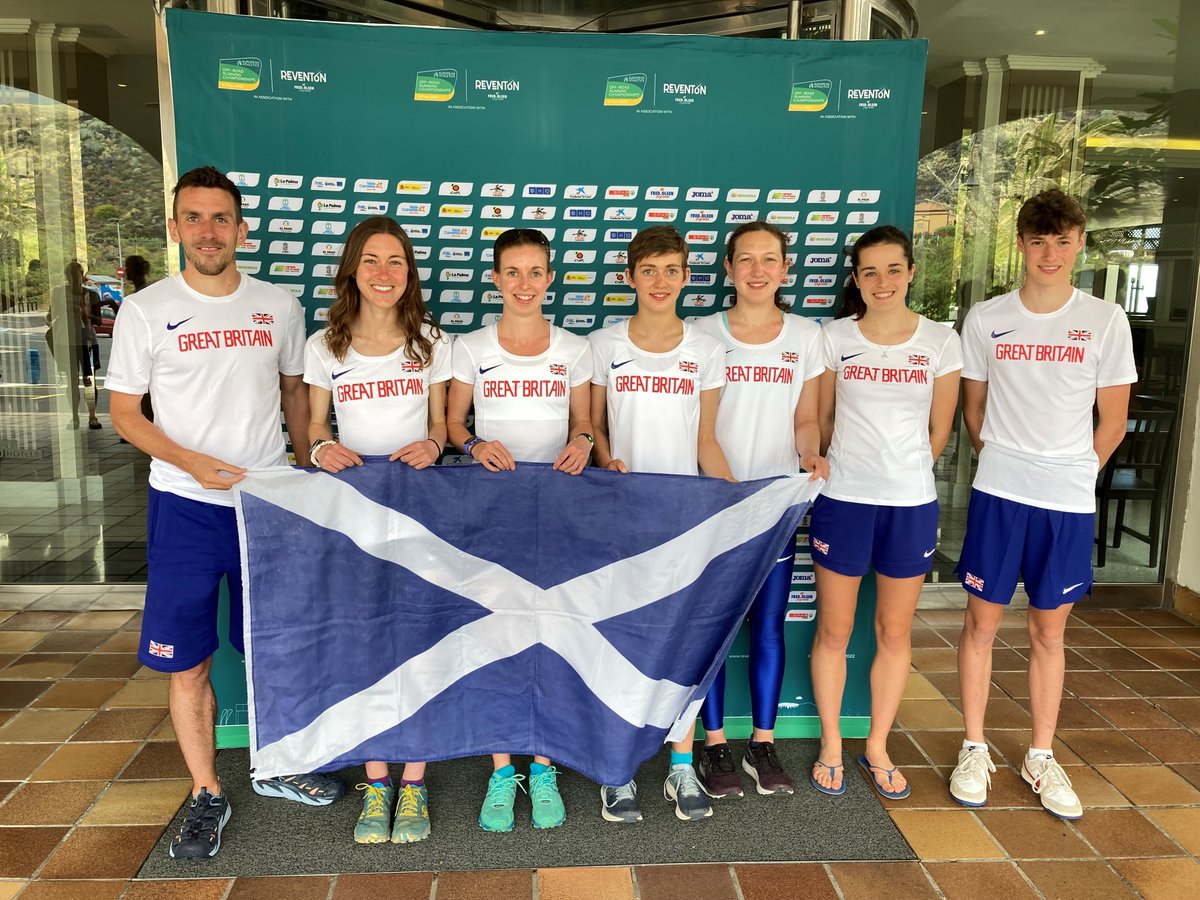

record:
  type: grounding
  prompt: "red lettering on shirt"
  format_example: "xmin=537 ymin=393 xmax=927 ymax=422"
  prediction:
xmin=176 ymin=329 xmax=274 ymax=352
xmin=726 ymin=365 xmax=795 ymax=384
xmin=613 ymin=374 xmax=696 ymax=395
xmin=995 ymin=343 xmax=1085 ymax=364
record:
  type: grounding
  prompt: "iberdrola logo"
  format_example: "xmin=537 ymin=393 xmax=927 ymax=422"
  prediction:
xmin=218 ymin=57 xmax=261 ymax=91
xmin=604 ymin=73 xmax=646 ymax=107
xmin=789 ymin=78 xmax=831 ymax=112
xmin=414 ymin=69 xmax=457 ymax=102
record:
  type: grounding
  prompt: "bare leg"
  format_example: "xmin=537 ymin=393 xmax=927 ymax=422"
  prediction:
xmin=958 ymin=595 xmax=1006 ymax=744
xmin=364 ymin=761 xmax=389 ymax=781
xmin=810 ymin=563 xmax=861 ymax=791
xmin=169 ymin=658 xmax=219 ymax=796
xmin=1027 ymin=603 xmax=1073 ymax=749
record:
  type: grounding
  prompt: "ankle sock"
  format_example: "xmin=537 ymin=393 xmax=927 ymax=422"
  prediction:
xmin=1027 ymin=746 xmax=1053 ymax=762
xmin=399 ymin=778 xmax=423 ymax=788
xmin=963 ymin=739 xmax=988 ymax=753
xmin=670 ymin=749 xmax=692 ymax=768
xmin=529 ymin=762 xmax=549 ymax=776
xmin=494 ymin=765 xmax=515 ymax=779
xmin=369 ymin=776 xmax=391 ymax=788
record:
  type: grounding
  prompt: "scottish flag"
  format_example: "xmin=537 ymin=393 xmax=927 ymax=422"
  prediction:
xmin=235 ymin=461 xmax=820 ymax=786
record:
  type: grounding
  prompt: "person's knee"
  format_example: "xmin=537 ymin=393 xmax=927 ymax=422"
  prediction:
xmin=1027 ymin=620 xmax=1066 ymax=655
xmin=963 ymin=606 xmax=1002 ymax=647
xmin=814 ymin=619 xmax=854 ymax=649
xmin=170 ymin=659 xmax=213 ymax=692
xmin=875 ymin=620 xmax=912 ymax=653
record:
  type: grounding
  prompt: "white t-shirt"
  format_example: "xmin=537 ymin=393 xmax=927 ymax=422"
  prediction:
xmin=304 ymin=323 xmax=451 ymax=455
xmin=822 ymin=315 xmax=963 ymax=505
xmin=106 ymin=273 xmax=306 ymax=506
xmin=962 ymin=288 xmax=1137 ymax=512
xmin=590 ymin=320 xmax=726 ymax=476
xmin=451 ymin=324 xmax=593 ymax=463
xmin=693 ymin=311 xmax=824 ymax=480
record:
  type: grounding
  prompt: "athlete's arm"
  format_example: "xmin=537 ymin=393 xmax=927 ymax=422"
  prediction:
xmin=589 ymin=383 xmax=625 ymax=472
xmin=929 ymin=370 xmax=962 ymax=459
xmin=697 ymin=387 xmax=735 ymax=482
xmin=280 ymin=373 xmax=311 ymax=467
xmin=817 ymin=369 xmax=836 ymax=455
xmin=391 ymin=379 xmax=448 ymax=470
xmin=794 ymin=374 xmax=829 ymax=481
xmin=447 ymin=377 xmax=513 ymax=471
xmin=110 ymin=390 xmax=247 ymax=489
xmin=307 ymin=383 xmax=363 ymax=472
xmin=962 ymin=377 xmax=988 ymax=453
xmin=1094 ymin=383 xmax=1132 ymax=469
xmin=552 ymin=382 xmax=594 ymax=475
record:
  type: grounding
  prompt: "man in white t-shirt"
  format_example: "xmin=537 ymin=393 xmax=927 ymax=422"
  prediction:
xmin=949 ymin=189 xmax=1136 ymax=820
xmin=107 ymin=166 xmax=340 ymax=860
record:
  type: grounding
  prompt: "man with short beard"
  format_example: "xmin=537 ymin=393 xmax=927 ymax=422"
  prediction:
xmin=107 ymin=166 xmax=343 ymax=859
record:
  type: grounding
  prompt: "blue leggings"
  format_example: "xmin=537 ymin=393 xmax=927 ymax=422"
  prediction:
xmin=701 ymin=548 xmax=795 ymax=733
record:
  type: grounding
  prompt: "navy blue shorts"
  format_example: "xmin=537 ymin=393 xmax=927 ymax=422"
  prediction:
xmin=958 ymin=489 xmax=1093 ymax=610
xmin=141 ymin=487 xmax=244 ymax=672
xmin=808 ymin=495 xmax=940 ymax=579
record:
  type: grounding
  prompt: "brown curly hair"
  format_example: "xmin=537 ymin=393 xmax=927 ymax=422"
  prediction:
xmin=323 ymin=217 xmax=440 ymax=364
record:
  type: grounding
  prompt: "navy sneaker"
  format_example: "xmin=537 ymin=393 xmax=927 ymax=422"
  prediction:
xmin=169 ymin=788 xmax=231 ymax=859
xmin=252 ymin=772 xmax=345 ymax=806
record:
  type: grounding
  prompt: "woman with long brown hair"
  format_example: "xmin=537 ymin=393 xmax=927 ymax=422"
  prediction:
xmin=303 ymin=215 xmax=450 ymax=845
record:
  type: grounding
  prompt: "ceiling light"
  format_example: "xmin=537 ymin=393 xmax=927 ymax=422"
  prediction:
xmin=117 ymin=82 xmax=128 ymax=88
xmin=1034 ymin=29 xmax=1046 ymax=36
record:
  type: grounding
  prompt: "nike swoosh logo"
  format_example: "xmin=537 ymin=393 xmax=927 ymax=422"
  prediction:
xmin=991 ymin=329 xmax=1017 ymax=339
xmin=610 ymin=359 xmax=635 ymax=369
xmin=840 ymin=352 xmax=865 ymax=362
xmin=923 ymin=549 xmax=936 ymax=558
xmin=726 ymin=348 xmax=735 ymax=354
xmin=331 ymin=368 xmax=355 ymax=380
xmin=1062 ymin=582 xmax=1085 ymax=594
xmin=166 ymin=317 xmax=194 ymax=331
xmin=479 ymin=364 xmax=503 ymax=375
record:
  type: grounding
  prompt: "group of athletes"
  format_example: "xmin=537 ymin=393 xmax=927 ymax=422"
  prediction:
xmin=106 ymin=166 xmax=1135 ymax=859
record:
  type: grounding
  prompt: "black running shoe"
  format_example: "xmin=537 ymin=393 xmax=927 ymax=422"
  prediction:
xmin=742 ymin=741 xmax=795 ymax=795
xmin=169 ymin=788 xmax=231 ymax=859
xmin=699 ymin=743 xmax=744 ymax=798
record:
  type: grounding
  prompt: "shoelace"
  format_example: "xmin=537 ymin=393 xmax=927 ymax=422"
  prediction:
xmin=485 ymin=772 xmax=526 ymax=806
xmin=666 ymin=766 xmax=702 ymax=800
xmin=708 ymin=746 xmax=737 ymax=773
xmin=354 ymin=783 xmax=391 ymax=818
xmin=1029 ymin=758 xmax=1072 ymax=795
xmin=959 ymin=750 xmax=996 ymax=787
xmin=605 ymin=780 xmax=638 ymax=808
xmin=529 ymin=767 xmax=560 ymax=801
xmin=752 ymin=743 xmax=784 ymax=774
xmin=179 ymin=793 xmax=224 ymax=839
xmin=397 ymin=784 xmax=424 ymax=817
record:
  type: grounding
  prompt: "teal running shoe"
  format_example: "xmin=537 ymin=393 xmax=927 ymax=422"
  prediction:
xmin=479 ymin=769 xmax=525 ymax=832
xmin=391 ymin=783 xmax=431 ymax=843
xmin=353 ymin=782 xmax=395 ymax=844
xmin=529 ymin=765 xmax=567 ymax=829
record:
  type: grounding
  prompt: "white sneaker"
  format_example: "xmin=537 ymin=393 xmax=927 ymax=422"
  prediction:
xmin=1022 ymin=756 xmax=1083 ymax=819
xmin=949 ymin=746 xmax=996 ymax=807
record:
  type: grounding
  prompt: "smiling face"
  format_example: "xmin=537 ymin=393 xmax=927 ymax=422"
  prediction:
xmin=725 ymin=229 xmax=789 ymax=306
xmin=852 ymin=242 xmax=914 ymax=313
xmin=168 ymin=186 xmax=246 ymax=277
xmin=626 ymin=251 xmax=688 ymax=313
xmin=353 ymin=232 xmax=409 ymax=309
xmin=1017 ymin=228 xmax=1084 ymax=291
xmin=493 ymin=243 xmax=553 ymax=316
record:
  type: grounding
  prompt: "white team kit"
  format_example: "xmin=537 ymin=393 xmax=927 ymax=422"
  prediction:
xmin=590 ymin=320 xmax=726 ymax=476
xmin=106 ymin=273 xmax=306 ymax=506
xmin=451 ymin=324 xmax=593 ymax=462
xmin=304 ymin=324 xmax=451 ymax=455
xmin=693 ymin=312 xmax=824 ymax=480
xmin=821 ymin=315 xmax=963 ymax=506
xmin=961 ymin=288 xmax=1137 ymax=513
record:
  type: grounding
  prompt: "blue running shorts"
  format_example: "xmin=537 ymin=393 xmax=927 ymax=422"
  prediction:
xmin=809 ymin=495 xmax=940 ymax=579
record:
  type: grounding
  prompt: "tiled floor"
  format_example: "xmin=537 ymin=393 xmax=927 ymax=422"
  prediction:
xmin=1 ymin=603 xmax=1199 ymax=898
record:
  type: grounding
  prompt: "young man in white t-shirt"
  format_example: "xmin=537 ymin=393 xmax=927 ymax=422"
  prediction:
xmin=950 ymin=189 xmax=1137 ymax=820
xmin=107 ymin=167 xmax=341 ymax=860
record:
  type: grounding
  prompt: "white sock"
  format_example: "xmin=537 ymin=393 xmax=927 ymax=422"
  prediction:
xmin=963 ymin=739 xmax=988 ymax=753
xmin=1027 ymin=746 xmax=1053 ymax=761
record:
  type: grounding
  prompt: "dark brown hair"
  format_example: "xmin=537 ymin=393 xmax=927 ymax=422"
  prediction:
xmin=323 ymin=217 xmax=440 ymax=365
xmin=1017 ymin=188 xmax=1087 ymax=238
xmin=836 ymin=226 xmax=914 ymax=321
xmin=492 ymin=228 xmax=551 ymax=270
xmin=171 ymin=166 xmax=242 ymax=221
xmin=725 ymin=221 xmax=791 ymax=310
xmin=627 ymin=225 xmax=688 ymax=270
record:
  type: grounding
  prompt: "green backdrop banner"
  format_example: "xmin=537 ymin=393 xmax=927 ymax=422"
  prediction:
xmin=166 ymin=9 xmax=927 ymax=746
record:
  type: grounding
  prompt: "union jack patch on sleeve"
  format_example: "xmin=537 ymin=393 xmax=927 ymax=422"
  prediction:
xmin=252 ymin=312 xmax=274 ymax=325
xmin=549 ymin=363 xmax=567 ymax=376
xmin=148 ymin=640 xmax=174 ymax=659
xmin=678 ymin=361 xmax=698 ymax=374
xmin=781 ymin=351 xmax=799 ymax=363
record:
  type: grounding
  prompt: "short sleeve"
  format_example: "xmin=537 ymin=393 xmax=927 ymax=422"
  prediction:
xmin=1096 ymin=306 xmax=1138 ymax=388
xmin=935 ymin=326 xmax=964 ymax=377
xmin=590 ymin=331 xmax=611 ymax=386
xmin=801 ymin=319 xmax=825 ymax=381
xmin=960 ymin=306 xmax=989 ymax=382
xmin=569 ymin=337 xmax=594 ymax=386
xmin=279 ymin=298 xmax=306 ymax=376
xmin=303 ymin=331 xmax=332 ymax=390
xmin=450 ymin=333 xmax=477 ymax=384
xmin=104 ymin=300 xmax=153 ymax=395
xmin=700 ymin=339 xmax=726 ymax=391
xmin=820 ymin=323 xmax=837 ymax=373
xmin=429 ymin=331 xmax=453 ymax=384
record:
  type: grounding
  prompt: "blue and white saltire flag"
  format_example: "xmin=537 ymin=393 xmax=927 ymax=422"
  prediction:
xmin=235 ymin=460 xmax=821 ymax=786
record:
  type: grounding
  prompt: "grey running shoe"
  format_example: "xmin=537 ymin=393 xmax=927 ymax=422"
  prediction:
xmin=169 ymin=788 xmax=231 ymax=859
xmin=664 ymin=764 xmax=713 ymax=821
xmin=742 ymin=742 xmax=795 ymax=795
xmin=253 ymin=771 xmax=345 ymax=806
xmin=600 ymin=780 xmax=643 ymax=823
xmin=699 ymin=743 xmax=744 ymax=798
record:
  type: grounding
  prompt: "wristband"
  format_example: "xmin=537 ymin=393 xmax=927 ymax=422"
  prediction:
xmin=575 ymin=432 xmax=595 ymax=447
xmin=309 ymin=438 xmax=337 ymax=465
xmin=426 ymin=438 xmax=442 ymax=454
xmin=463 ymin=436 xmax=483 ymax=457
